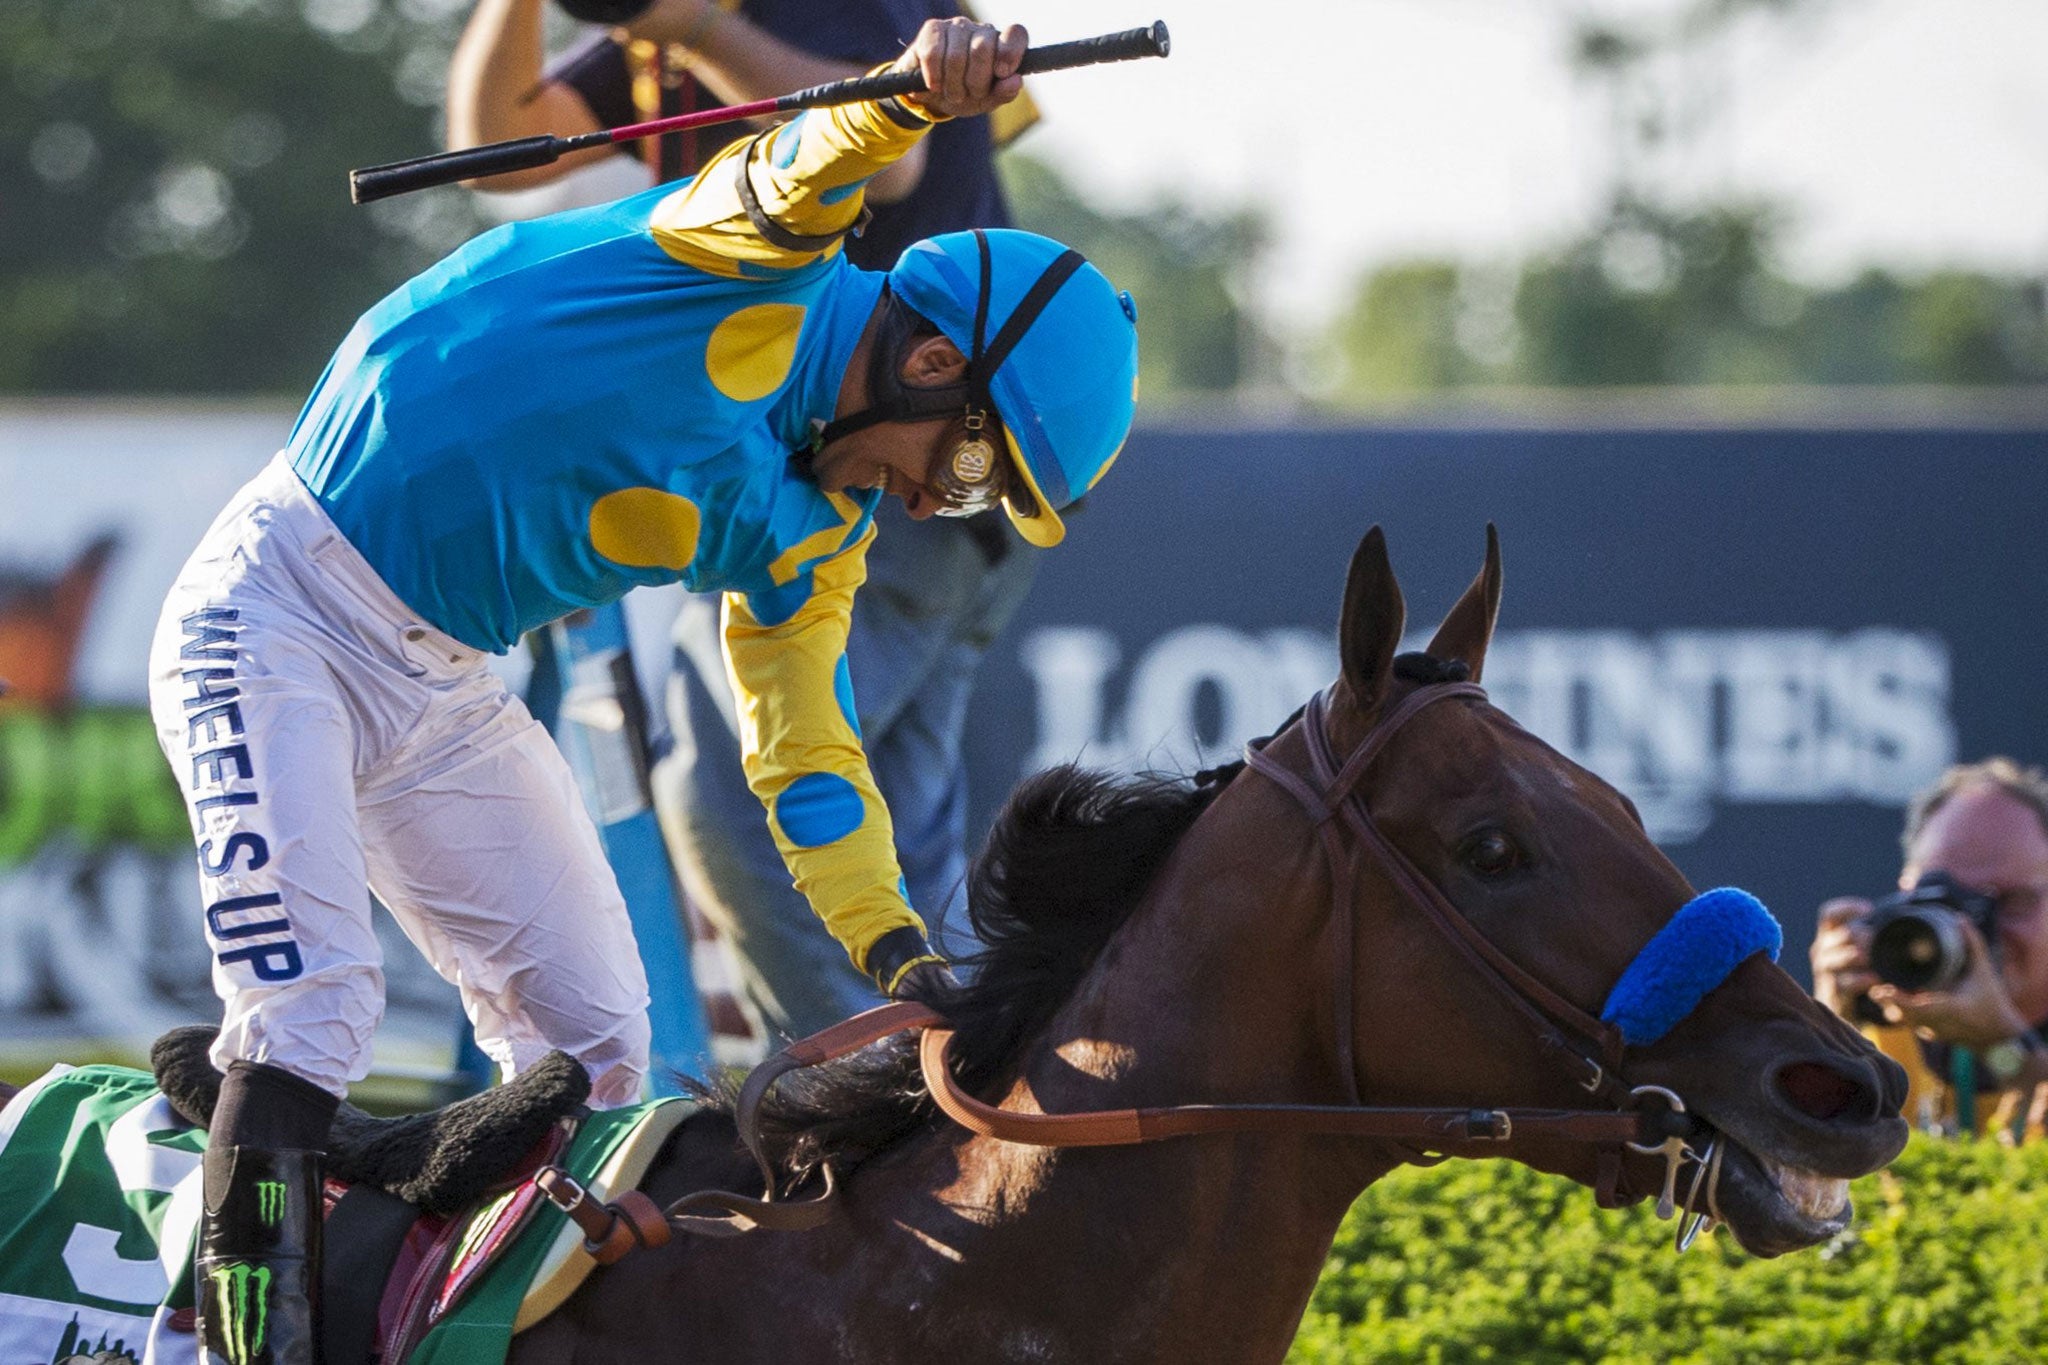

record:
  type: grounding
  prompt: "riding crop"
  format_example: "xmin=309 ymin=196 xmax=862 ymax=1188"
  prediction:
xmin=348 ymin=20 xmax=1170 ymax=204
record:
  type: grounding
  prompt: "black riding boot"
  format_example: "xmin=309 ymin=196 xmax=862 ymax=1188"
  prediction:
xmin=197 ymin=1061 xmax=339 ymax=1365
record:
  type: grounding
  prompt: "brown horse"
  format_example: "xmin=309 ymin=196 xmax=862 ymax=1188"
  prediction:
xmin=515 ymin=526 xmax=1907 ymax=1363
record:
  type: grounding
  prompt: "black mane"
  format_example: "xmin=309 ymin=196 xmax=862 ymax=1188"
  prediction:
xmin=716 ymin=764 xmax=1225 ymax=1185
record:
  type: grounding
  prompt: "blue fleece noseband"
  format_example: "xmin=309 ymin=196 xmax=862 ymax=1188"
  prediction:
xmin=1599 ymin=888 xmax=1783 ymax=1046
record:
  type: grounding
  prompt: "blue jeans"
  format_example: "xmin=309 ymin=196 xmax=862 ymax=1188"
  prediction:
xmin=650 ymin=505 xmax=1040 ymax=1041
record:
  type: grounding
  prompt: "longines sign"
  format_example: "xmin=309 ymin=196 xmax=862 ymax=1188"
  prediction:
xmin=1014 ymin=624 xmax=1954 ymax=847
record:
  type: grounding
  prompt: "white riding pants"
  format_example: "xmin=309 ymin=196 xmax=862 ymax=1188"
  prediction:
xmin=147 ymin=454 xmax=651 ymax=1106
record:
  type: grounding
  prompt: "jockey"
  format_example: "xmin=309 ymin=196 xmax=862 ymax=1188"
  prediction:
xmin=145 ymin=17 xmax=1139 ymax=1362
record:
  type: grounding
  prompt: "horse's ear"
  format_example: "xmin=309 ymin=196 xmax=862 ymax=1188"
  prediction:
xmin=1336 ymin=525 xmax=1405 ymax=722
xmin=1425 ymin=523 xmax=1503 ymax=681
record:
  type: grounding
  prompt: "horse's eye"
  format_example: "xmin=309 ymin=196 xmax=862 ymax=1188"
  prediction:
xmin=1461 ymin=829 xmax=1524 ymax=879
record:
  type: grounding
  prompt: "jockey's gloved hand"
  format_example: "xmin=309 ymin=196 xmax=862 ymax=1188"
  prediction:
xmin=895 ymin=959 xmax=960 ymax=1002
xmin=868 ymin=927 xmax=955 ymax=1000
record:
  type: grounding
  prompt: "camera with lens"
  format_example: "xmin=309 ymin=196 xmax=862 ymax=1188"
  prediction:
xmin=1864 ymin=871 xmax=2000 ymax=994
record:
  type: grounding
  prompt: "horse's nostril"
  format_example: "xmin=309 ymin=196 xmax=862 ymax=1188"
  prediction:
xmin=1776 ymin=1060 xmax=1869 ymax=1122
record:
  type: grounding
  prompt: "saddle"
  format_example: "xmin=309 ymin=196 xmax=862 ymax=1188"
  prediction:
xmin=152 ymin=1025 xmax=591 ymax=1215
xmin=151 ymin=1025 xmax=593 ymax=1363
xmin=145 ymin=1006 xmax=940 ymax=1358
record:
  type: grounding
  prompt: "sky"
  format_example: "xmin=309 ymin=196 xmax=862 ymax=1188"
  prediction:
xmin=995 ymin=0 xmax=2048 ymax=321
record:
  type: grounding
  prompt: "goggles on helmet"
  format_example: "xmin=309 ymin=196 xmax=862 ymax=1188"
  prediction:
xmin=926 ymin=407 xmax=1010 ymax=517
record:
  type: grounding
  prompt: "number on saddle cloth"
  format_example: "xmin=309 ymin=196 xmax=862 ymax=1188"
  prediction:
xmin=0 ymin=1064 xmax=205 ymax=1361
xmin=1599 ymin=887 xmax=1784 ymax=1047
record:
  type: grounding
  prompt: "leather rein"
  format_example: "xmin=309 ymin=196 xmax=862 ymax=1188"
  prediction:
xmin=542 ymin=680 xmax=1706 ymax=1257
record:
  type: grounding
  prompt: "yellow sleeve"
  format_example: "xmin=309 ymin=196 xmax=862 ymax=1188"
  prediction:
xmin=721 ymin=525 xmax=924 ymax=972
xmin=649 ymin=77 xmax=938 ymax=278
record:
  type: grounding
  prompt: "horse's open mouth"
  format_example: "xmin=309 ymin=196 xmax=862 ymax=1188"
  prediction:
xmin=1694 ymin=1129 xmax=1855 ymax=1258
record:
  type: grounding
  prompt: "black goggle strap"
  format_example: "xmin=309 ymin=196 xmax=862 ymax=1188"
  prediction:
xmin=873 ymin=283 xmax=972 ymax=416
xmin=970 ymin=230 xmax=995 ymax=370
xmin=814 ymin=405 xmax=888 ymax=446
xmin=813 ymin=287 xmax=965 ymax=447
xmin=962 ymin=230 xmax=1082 ymax=516
xmin=965 ymin=231 xmax=1086 ymax=392
xmin=895 ymin=231 xmax=1004 ymax=501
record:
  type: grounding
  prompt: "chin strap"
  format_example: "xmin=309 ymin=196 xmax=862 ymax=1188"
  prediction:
xmin=814 ymin=285 xmax=975 ymax=447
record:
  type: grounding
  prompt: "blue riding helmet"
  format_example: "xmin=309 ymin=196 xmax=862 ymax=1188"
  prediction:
xmin=887 ymin=229 xmax=1140 ymax=549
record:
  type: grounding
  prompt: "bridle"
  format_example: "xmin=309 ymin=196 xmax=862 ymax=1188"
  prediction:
xmin=540 ymin=682 xmax=1728 ymax=1258
xmin=915 ymin=682 xmax=1719 ymax=1222
xmin=1239 ymin=679 xmax=1727 ymax=1243
xmin=1252 ymin=682 xmax=1622 ymax=1108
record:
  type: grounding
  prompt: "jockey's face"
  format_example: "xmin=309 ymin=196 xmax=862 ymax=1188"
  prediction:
xmin=810 ymin=413 xmax=974 ymax=520
xmin=813 ymin=322 xmax=1000 ymax=520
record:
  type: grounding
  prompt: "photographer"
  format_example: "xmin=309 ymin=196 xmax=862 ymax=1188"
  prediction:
xmin=1812 ymin=757 xmax=2048 ymax=1135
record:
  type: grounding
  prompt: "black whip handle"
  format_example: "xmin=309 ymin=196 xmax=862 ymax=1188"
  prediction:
xmin=351 ymin=136 xmax=570 ymax=205
xmin=777 ymin=21 xmax=1171 ymax=111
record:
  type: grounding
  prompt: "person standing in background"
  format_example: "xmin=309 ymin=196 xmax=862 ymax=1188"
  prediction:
xmin=1811 ymin=758 xmax=2048 ymax=1139
xmin=447 ymin=0 xmax=1044 ymax=1039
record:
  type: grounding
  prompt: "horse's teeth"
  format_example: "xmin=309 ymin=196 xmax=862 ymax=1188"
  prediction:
xmin=1770 ymin=1161 xmax=1848 ymax=1220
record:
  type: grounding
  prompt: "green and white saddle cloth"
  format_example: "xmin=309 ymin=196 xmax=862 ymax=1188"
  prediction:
xmin=0 ymin=1064 xmax=204 ymax=1364
xmin=0 ymin=1064 xmax=691 ymax=1365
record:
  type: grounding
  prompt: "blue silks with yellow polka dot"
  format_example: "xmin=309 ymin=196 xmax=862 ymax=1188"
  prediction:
xmin=285 ymin=93 xmax=953 ymax=972
xmin=288 ymin=174 xmax=884 ymax=656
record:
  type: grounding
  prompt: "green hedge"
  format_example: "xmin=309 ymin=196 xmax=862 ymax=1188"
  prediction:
xmin=1291 ymin=1136 xmax=2048 ymax=1363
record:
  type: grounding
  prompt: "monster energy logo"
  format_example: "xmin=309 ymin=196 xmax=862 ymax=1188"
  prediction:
xmin=207 ymin=1261 xmax=272 ymax=1365
xmin=254 ymin=1179 xmax=287 ymax=1226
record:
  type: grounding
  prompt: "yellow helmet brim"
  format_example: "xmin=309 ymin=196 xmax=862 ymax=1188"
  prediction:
xmin=999 ymin=426 xmax=1066 ymax=549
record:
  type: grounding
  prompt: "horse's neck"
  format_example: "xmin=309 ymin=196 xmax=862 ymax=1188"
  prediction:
xmin=880 ymin=793 xmax=1398 ymax=1360
xmin=566 ymin=774 xmax=1402 ymax=1362
xmin=926 ymin=1062 xmax=1394 ymax=1360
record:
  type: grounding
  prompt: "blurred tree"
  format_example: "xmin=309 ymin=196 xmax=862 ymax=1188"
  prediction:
xmin=1 ymin=9 xmax=1272 ymax=406
xmin=1320 ymin=223 xmax=2048 ymax=399
xmin=1324 ymin=263 xmax=1473 ymax=393
xmin=1513 ymin=200 xmax=1800 ymax=387
xmin=9 ymin=0 xmax=2037 ymax=405
xmin=1897 ymin=271 xmax=2048 ymax=384
xmin=1000 ymin=154 xmax=1268 ymax=400
xmin=0 ymin=0 xmax=485 ymax=395
xmin=1316 ymin=0 xmax=2048 ymax=401
xmin=1569 ymin=0 xmax=1831 ymax=221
